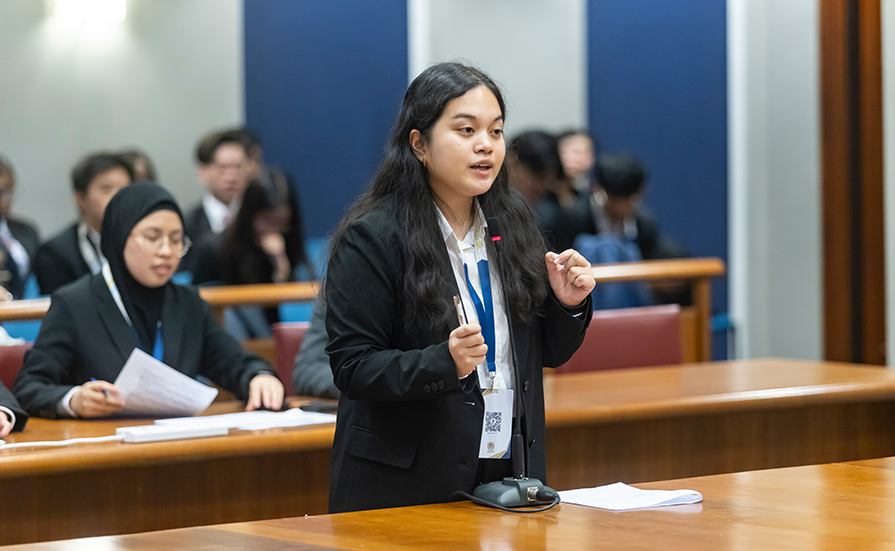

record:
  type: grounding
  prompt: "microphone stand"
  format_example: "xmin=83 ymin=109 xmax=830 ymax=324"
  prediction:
xmin=470 ymin=219 xmax=558 ymax=509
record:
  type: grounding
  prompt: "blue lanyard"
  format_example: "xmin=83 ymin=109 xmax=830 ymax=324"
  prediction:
xmin=464 ymin=259 xmax=496 ymax=376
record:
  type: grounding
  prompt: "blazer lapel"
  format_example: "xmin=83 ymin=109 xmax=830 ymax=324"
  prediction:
xmin=91 ymin=275 xmax=137 ymax=364
xmin=160 ymin=286 xmax=184 ymax=366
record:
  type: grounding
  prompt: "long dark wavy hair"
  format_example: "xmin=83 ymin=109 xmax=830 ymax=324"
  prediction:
xmin=329 ymin=62 xmax=548 ymax=329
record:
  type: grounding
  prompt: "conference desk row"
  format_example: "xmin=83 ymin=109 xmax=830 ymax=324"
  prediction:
xmin=2 ymin=358 xmax=895 ymax=545
xmin=10 ymin=456 xmax=895 ymax=550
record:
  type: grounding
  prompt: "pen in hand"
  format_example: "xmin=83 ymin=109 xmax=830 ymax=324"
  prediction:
xmin=90 ymin=377 xmax=108 ymax=397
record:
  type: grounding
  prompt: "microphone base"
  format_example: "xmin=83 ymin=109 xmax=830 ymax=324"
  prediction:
xmin=472 ymin=477 xmax=555 ymax=508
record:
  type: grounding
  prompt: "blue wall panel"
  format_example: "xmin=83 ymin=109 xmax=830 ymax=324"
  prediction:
xmin=244 ymin=0 xmax=408 ymax=238
xmin=588 ymin=0 xmax=728 ymax=356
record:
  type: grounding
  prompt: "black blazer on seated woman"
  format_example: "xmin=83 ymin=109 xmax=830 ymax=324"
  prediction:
xmin=13 ymin=274 xmax=271 ymax=419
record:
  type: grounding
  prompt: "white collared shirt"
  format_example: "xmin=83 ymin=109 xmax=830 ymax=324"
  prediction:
xmin=202 ymin=193 xmax=239 ymax=234
xmin=436 ymin=203 xmax=513 ymax=390
xmin=0 ymin=220 xmax=29 ymax=279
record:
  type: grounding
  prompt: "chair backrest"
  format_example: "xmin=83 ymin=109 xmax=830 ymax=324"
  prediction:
xmin=554 ymin=304 xmax=682 ymax=374
xmin=0 ymin=343 xmax=32 ymax=388
xmin=271 ymin=322 xmax=310 ymax=396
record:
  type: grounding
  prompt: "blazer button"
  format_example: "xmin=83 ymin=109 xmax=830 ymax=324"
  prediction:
xmin=523 ymin=381 xmax=530 ymax=392
xmin=423 ymin=384 xmax=431 ymax=393
xmin=438 ymin=380 xmax=445 ymax=390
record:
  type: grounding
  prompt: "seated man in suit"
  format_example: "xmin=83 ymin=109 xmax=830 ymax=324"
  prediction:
xmin=0 ymin=382 xmax=27 ymax=436
xmin=180 ymin=130 xmax=251 ymax=274
xmin=0 ymin=154 xmax=40 ymax=299
xmin=34 ymin=153 xmax=132 ymax=295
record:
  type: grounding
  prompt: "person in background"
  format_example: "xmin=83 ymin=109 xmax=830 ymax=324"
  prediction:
xmin=180 ymin=131 xmax=251 ymax=275
xmin=192 ymin=180 xmax=313 ymax=337
xmin=576 ymin=153 xmax=690 ymax=307
xmin=34 ymin=153 xmax=132 ymax=296
xmin=183 ymin=130 xmax=251 ymax=246
xmin=0 ymin=155 xmax=40 ymax=300
xmin=0 ymin=382 xmax=27 ymax=436
xmin=118 ymin=149 xmax=158 ymax=184
xmin=292 ymin=296 xmax=339 ymax=400
xmin=556 ymin=130 xmax=597 ymax=194
xmin=13 ymin=183 xmax=283 ymax=419
xmin=237 ymin=128 xmax=310 ymax=271
xmin=509 ymin=131 xmax=591 ymax=253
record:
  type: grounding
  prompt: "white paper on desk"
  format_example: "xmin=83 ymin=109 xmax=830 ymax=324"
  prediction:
xmin=155 ymin=407 xmax=335 ymax=430
xmin=559 ymin=482 xmax=702 ymax=511
xmin=113 ymin=348 xmax=218 ymax=417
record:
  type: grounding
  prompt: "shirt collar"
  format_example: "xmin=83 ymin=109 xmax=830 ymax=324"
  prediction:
xmin=435 ymin=200 xmax=488 ymax=247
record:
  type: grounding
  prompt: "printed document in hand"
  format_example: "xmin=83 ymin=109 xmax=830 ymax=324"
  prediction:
xmin=155 ymin=407 xmax=335 ymax=431
xmin=559 ymin=482 xmax=702 ymax=511
xmin=113 ymin=348 xmax=218 ymax=417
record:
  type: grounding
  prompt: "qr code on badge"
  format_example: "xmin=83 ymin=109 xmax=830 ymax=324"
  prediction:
xmin=485 ymin=411 xmax=501 ymax=433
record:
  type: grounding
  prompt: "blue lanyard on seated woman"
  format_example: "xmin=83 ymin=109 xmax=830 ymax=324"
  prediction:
xmin=101 ymin=260 xmax=164 ymax=361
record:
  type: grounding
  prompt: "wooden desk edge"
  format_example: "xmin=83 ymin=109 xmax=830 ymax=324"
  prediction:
xmin=0 ymin=424 xmax=335 ymax=478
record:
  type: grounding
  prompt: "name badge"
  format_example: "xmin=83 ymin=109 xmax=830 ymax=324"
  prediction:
xmin=479 ymin=388 xmax=513 ymax=459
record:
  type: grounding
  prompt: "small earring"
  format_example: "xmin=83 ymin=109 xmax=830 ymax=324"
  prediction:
xmin=421 ymin=157 xmax=429 ymax=169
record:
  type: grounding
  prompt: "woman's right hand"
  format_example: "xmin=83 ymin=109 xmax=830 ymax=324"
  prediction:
xmin=449 ymin=323 xmax=487 ymax=379
xmin=71 ymin=380 xmax=126 ymax=418
xmin=0 ymin=412 xmax=11 ymax=437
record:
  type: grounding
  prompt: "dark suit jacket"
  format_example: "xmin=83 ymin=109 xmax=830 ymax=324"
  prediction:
xmin=8 ymin=218 xmax=40 ymax=266
xmin=324 ymin=207 xmax=592 ymax=513
xmin=0 ymin=382 xmax=27 ymax=432
xmin=34 ymin=223 xmax=91 ymax=296
xmin=13 ymin=274 xmax=272 ymax=419
xmin=180 ymin=204 xmax=213 ymax=274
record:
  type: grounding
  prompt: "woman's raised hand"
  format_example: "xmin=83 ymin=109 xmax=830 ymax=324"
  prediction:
xmin=545 ymin=250 xmax=595 ymax=307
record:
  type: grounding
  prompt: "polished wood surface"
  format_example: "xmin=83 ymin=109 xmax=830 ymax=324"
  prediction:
xmin=544 ymin=358 xmax=895 ymax=490
xmin=3 ymin=358 xmax=893 ymax=545
xmin=12 ymin=457 xmax=895 ymax=550
xmin=0 ymin=281 xmax=320 ymax=322
xmin=0 ymin=400 xmax=335 ymax=546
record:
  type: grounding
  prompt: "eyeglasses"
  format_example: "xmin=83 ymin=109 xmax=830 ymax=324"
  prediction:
xmin=131 ymin=232 xmax=193 ymax=257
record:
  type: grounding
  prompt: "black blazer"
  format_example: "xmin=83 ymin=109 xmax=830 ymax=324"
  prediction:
xmin=13 ymin=274 xmax=272 ymax=419
xmin=34 ymin=223 xmax=91 ymax=296
xmin=0 ymin=382 xmax=27 ymax=432
xmin=8 ymin=218 xmax=40 ymax=266
xmin=180 ymin=204 xmax=213 ymax=274
xmin=325 ymin=207 xmax=592 ymax=513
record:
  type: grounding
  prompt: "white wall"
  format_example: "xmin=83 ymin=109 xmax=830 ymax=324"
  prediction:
xmin=884 ymin=0 xmax=895 ymax=366
xmin=728 ymin=0 xmax=823 ymax=360
xmin=0 ymin=0 xmax=243 ymax=237
xmin=412 ymin=0 xmax=587 ymax=136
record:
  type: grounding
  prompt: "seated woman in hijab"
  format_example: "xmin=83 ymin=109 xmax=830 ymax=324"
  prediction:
xmin=12 ymin=183 xmax=284 ymax=419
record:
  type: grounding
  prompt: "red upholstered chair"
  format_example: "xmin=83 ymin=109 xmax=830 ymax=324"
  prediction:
xmin=0 ymin=343 xmax=32 ymax=388
xmin=271 ymin=322 xmax=310 ymax=396
xmin=554 ymin=305 xmax=682 ymax=374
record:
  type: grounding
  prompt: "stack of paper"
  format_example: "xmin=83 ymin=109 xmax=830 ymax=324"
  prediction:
xmin=559 ymin=482 xmax=702 ymax=511
xmin=155 ymin=408 xmax=335 ymax=431
xmin=114 ymin=349 xmax=218 ymax=417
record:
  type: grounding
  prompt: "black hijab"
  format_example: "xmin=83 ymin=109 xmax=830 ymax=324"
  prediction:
xmin=101 ymin=182 xmax=184 ymax=352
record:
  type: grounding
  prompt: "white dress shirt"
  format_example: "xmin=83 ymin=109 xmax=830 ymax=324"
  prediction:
xmin=202 ymin=194 xmax=239 ymax=234
xmin=436 ymin=203 xmax=513 ymax=390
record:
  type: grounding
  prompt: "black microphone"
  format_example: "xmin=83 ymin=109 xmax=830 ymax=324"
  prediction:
xmin=467 ymin=217 xmax=557 ymax=509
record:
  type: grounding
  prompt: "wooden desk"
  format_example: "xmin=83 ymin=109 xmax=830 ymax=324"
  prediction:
xmin=544 ymin=358 xmax=895 ymax=491
xmin=0 ymin=400 xmax=336 ymax=546
xmin=3 ymin=358 xmax=895 ymax=545
xmin=9 ymin=456 xmax=895 ymax=550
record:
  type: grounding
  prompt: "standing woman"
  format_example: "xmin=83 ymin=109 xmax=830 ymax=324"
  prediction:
xmin=13 ymin=183 xmax=284 ymax=419
xmin=325 ymin=62 xmax=595 ymax=513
